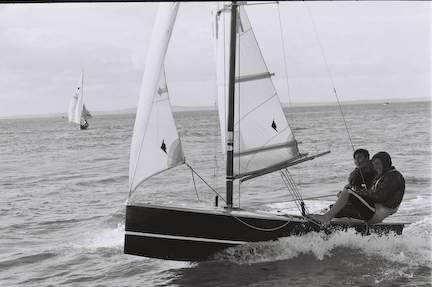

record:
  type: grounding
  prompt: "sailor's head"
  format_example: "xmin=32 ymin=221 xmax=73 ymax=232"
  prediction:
xmin=372 ymin=152 xmax=392 ymax=175
xmin=353 ymin=148 xmax=369 ymax=167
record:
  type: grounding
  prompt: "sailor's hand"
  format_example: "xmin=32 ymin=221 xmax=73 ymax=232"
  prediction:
xmin=355 ymin=189 xmax=363 ymax=195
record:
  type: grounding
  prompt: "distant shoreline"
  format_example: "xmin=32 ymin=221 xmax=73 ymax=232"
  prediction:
xmin=1 ymin=97 xmax=430 ymax=120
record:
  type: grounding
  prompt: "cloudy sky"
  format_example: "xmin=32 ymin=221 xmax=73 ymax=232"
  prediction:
xmin=0 ymin=1 xmax=430 ymax=117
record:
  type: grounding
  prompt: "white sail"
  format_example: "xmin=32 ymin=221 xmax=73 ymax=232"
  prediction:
xmin=68 ymin=71 xmax=84 ymax=125
xmin=129 ymin=2 xmax=184 ymax=194
xmin=213 ymin=3 xmax=299 ymax=179
xmin=68 ymin=70 xmax=91 ymax=127
xmin=82 ymin=104 xmax=92 ymax=121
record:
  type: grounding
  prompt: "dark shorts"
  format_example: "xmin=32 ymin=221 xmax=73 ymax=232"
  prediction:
xmin=348 ymin=191 xmax=376 ymax=221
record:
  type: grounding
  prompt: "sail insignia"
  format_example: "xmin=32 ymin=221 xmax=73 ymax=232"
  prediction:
xmin=161 ymin=140 xmax=167 ymax=154
xmin=271 ymin=120 xmax=277 ymax=132
xmin=158 ymin=86 xmax=168 ymax=96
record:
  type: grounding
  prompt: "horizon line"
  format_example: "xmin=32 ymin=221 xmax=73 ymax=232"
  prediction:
xmin=1 ymin=97 xmax=430 ymax=120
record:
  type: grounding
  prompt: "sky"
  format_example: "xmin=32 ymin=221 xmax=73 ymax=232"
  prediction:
xmin=0 ymin=1 xmax=430 ymax=117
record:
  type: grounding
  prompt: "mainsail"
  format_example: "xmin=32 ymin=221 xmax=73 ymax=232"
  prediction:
xmin=212 ymin=3 xmax=299 ymax=180
xmin=68 ymin=70 xmax=92 ymax=127
xmin=129 ymin=2 xmax=184 ymax=194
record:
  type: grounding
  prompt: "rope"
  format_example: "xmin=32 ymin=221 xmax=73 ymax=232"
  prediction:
xmin=305 ymin=4 xmax=371 ymax=188
xmin=276 ymin=2 xmax=295 ymax=132
xmin=190 ymin=167 xmax=202 ymax=204
xmin=187 ymin=163 xmax=295 ymax=232
xmin=280 ymin=168 xmax=309 ymax=215
xmin=213 ymin=102 xmax=219 ymax=195
xmin=188 ymin=163 xmax=333 ymax=232
xmin=186 ymin=163 xmax=226 ymax=204
xmin=279 ymin=168 xmax=336 ymax=233
xmin=305 ymin=3 xmax=355 ymax=152
xmin=229 ymin=212 xmax=293 ymax=232
xmin=285 ymin=194 xmax=336 ymax=202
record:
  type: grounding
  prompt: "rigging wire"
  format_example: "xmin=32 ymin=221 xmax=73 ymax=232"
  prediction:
xmin=276 ymin=2 xmax=295 ymax=133
xmin=213 ymin=62 xmax=220 ymax=199
xmin=280 ymin=168 xmax=309 ymax=215
xmin=274 ymin=2 xmax=311 ymax=216
xmin=305 ymin=3 xmax=368 ymax=186
xmin=187 ymin=162 xmax=294 ymax=232
xmin=236 ymin=3 xmax=242 ymax=210
xmin=187 ymin=163 xmax=226 ymax=204
xmin=288 ymin=194 xmax=335 ymax=202
xmin=305 ymin=3 xmax=355 ymax=152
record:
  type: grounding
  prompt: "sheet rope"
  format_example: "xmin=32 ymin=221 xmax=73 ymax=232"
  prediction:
xmin=187 ymin=163 xmax=294 ymax=232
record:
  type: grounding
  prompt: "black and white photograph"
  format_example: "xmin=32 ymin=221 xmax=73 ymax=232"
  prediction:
xmin=1 ymin=1 xmax=431 ymax=286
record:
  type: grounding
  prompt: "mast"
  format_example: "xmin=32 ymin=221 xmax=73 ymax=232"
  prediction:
xmin=226 ymin=1 xmax=238 ymax=208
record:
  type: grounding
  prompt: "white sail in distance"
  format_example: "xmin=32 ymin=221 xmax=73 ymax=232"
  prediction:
xmin=212 ymin=3 xmax=299 ymax=179
xmin=129 ymin=2 xmax=184 ymax=194
xmin=68 ymin=71 xmax=84 ymax=125
xmin=68 ymin=70 xmax=92 ymax=126
xmin=81 ymin=104 xmax=92 ymax=121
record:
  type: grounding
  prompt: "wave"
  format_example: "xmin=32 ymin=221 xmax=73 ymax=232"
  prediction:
xmin=0 ymin=252 xmax=58 ymax=270
xmin=404 ymin=175 xmax=432 ymax=185
xmin=172 ymin=218 xmax=431 ymax=286
xmin=68 ymin=223 xmax=125 ymax=252
xmin=65 ymin=210 xmax=126 ymax=252
xmin=213 ymin=217 xmax=432 ymax=266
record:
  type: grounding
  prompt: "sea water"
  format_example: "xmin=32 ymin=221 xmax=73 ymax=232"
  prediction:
xmin=1 ymin=101 xmax=431 ymax=286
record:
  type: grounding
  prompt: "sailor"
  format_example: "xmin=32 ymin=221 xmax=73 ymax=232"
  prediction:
xmin=309 ymin=151 xmax=405 ymax=224
xmin=345 ymin=149 xmax=377 ymax=191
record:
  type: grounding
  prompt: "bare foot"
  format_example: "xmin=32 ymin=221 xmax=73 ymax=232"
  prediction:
xmin=307 ymin=214 xmax=330 ymax=226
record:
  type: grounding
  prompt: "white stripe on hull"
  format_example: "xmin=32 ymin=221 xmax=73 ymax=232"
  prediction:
xmin=125 ymin=231 xmax=248 ymax=245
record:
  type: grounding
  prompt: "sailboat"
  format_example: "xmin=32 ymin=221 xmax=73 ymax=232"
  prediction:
xmin=68 ymin=70 xmax=92 ymax=130
xmin=124 ymin=2 xmax=406 ymax=261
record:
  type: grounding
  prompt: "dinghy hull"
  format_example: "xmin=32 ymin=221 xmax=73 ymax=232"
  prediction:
xmin=124 ymin=204 xmax=405 ymax=261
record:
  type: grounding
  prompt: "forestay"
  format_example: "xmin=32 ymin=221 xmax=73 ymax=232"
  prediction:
xmin=212 ymin=3 xmax=299 ymax=179
xmin=129 ymin=2 xmax=184 ymax=194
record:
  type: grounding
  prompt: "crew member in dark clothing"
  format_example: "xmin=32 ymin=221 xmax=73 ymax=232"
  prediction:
xmin=345 ymin=149 xmax=377 ymax=191
xmin=335 ymin=149 xmax=377 ymax=218
xmin=309 ymin=151 xmax=405 ymax=224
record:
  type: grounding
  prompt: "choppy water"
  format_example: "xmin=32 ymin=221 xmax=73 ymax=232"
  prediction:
xmin=1 ymin=101 xmax=431 ymax=286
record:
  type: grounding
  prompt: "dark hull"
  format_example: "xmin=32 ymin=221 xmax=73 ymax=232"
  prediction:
xmin=124 ymin=204 xmax=405 ymax=261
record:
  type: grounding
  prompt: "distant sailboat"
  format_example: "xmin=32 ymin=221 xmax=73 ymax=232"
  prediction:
xmin=68 ymin=70 xmax=92 ymax=130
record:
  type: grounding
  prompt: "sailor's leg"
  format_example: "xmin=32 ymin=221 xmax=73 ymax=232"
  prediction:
xmin=309 ymin=188 xmax=351 ymax=224
xmin=348 ymin=192 xmax=375 ymax=221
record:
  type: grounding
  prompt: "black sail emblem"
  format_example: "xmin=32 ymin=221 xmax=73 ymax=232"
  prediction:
xmin=161 ymin=140 xmax=167 ymax=154
xmin=271 ymin=120 xmax=277 ymax=132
